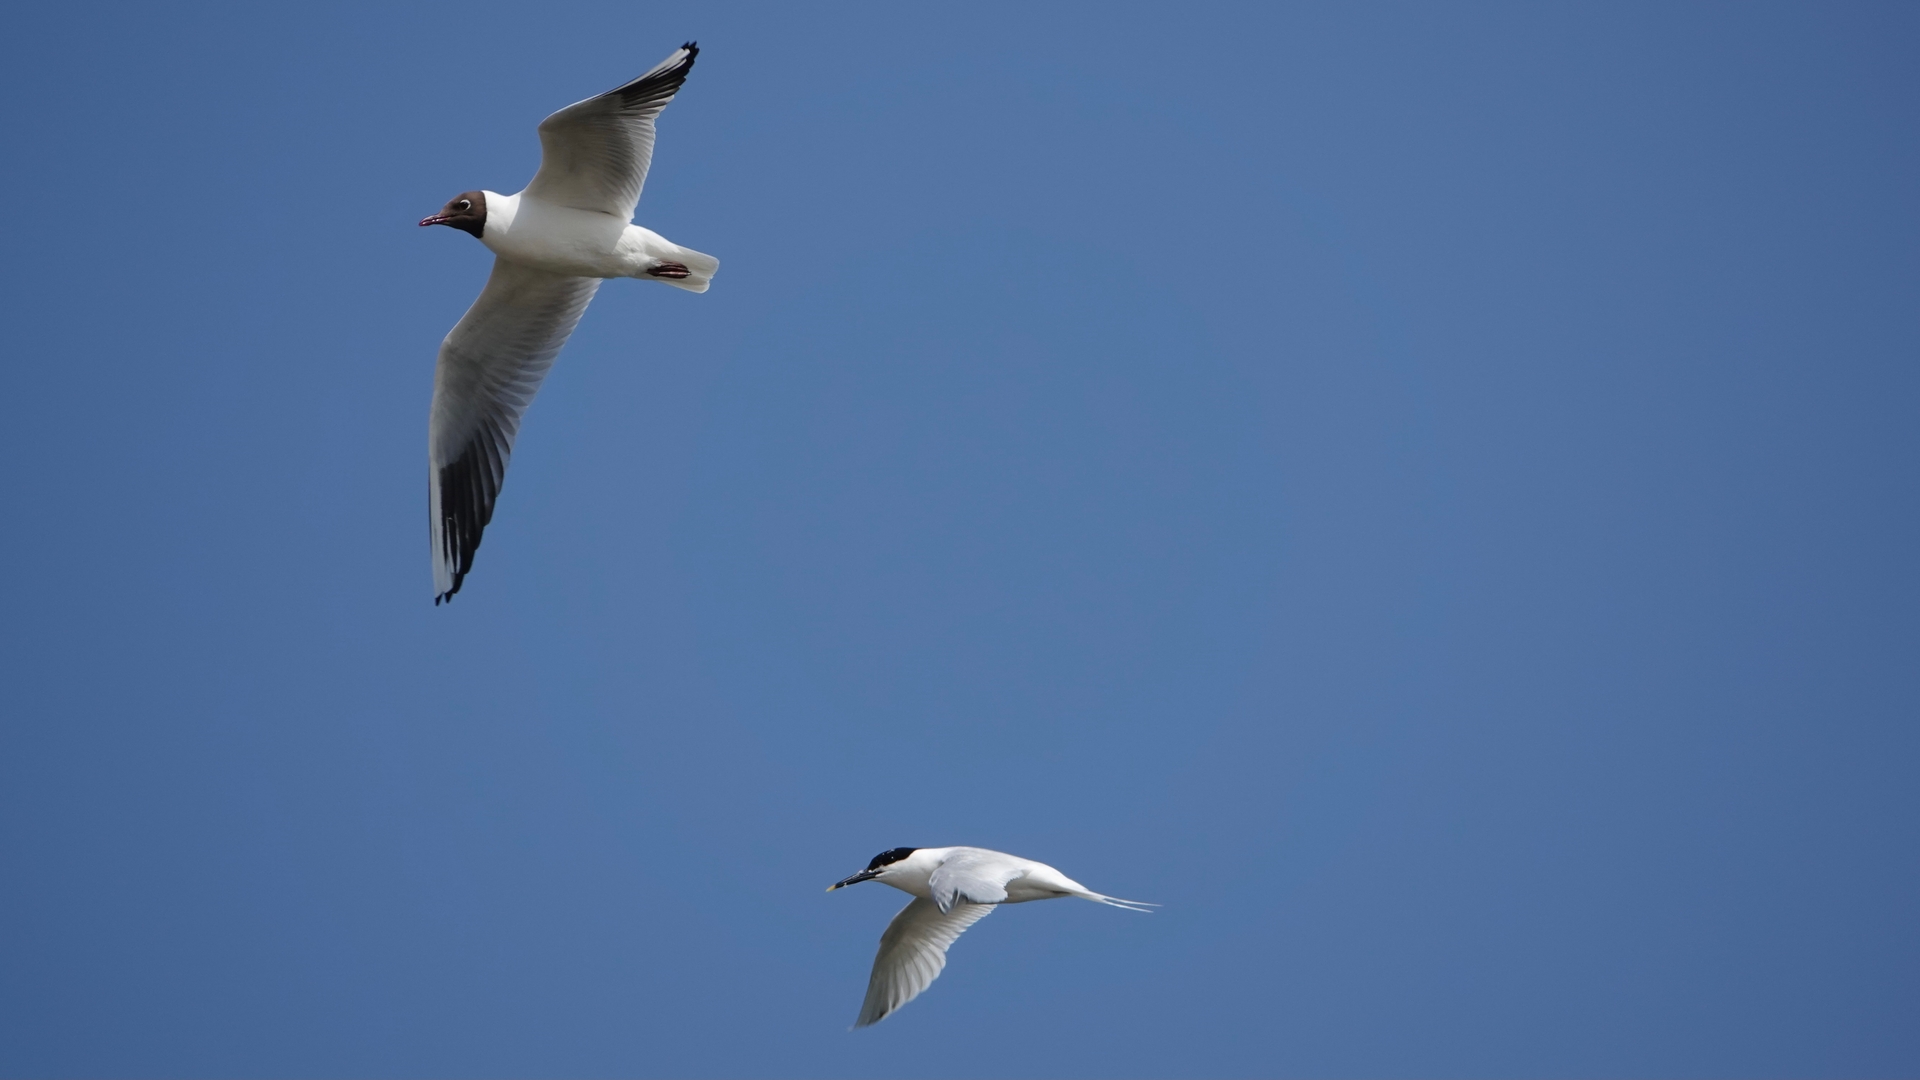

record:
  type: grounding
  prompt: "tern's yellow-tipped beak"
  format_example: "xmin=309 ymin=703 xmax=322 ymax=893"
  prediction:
xmin=828 ymin=868 xmax=881 ymax=891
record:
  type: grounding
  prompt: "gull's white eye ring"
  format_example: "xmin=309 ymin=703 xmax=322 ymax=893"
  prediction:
xmin=456 ymin=199 xmax=471 ymax=211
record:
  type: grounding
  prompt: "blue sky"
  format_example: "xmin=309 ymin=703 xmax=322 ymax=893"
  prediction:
xmin=2 ymin=2 xmax=1916 ymax=1076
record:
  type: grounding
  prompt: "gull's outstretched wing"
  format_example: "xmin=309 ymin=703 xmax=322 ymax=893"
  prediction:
xmin=928 ymin=848 xmax=1027 ymax=913
xmin=524 ymin=43 xmax=698 ymax=221
xmin=429 ymin=259 xmax=601 ymax=603
xmin=856 ymin=897 xmax=995 ymax=1028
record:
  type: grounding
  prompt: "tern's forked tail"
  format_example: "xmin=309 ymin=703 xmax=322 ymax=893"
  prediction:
xmin=1079 ymin=891 xmax=1158 ymax=912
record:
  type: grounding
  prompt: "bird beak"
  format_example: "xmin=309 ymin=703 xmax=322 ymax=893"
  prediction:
xmin=419 ymin=214 xmax=451 ymax=227
xmin=827 ymin=869 xmax=880 ymax=892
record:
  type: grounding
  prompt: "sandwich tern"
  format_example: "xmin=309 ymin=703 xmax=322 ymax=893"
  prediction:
xmin=828 ymin=846 xmax=1154 ymax=1027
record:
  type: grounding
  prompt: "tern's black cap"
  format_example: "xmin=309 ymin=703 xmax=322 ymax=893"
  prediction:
xmin=866 ymin=847 xmax=918 ymax=871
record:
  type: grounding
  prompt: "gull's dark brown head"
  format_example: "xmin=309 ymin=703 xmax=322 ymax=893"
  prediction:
xmin=420 ymin=191 xmax=487 ymax=239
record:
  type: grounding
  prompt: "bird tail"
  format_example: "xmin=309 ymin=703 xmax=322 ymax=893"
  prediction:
xmin=656 ymin=244 xmax=719 ymax=293
xmin=1077 ymin=890 xmax=1158 ymax=913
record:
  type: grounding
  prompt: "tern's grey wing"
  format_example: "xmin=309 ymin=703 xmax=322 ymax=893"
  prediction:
xmin=856 ymin=897 xmax=995 ymax=1028
xmin=927 ymin=849 xmax=1025 ymax=914
xmin=429 ymin=259 xmax=601 ymax=603
xmin=523 ymin=43 xmax=697 ymax=220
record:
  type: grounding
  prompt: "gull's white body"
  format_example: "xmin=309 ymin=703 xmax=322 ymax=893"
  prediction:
xmin=477 ymin=189 xmax=716 ymax=289
xmin=834 ymin=846 xmax=1153 ymax=1027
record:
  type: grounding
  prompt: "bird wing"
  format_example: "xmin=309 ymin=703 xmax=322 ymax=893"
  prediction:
xmin=523 ymin=43 xmax=698 ymax=221
xmin=856 ymin=897 xmax=996 ymax=1027
xmin=928 ymin=849 xmax=1026 ymax=913
xmin=429 ymin=259 xmax=601 ymax=603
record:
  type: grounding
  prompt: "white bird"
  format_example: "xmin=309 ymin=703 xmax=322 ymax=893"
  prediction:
xmin=827 ymin=846 xmax=1154 ymax=1027
xmin=419 ymin=43 xmax=717 ymax=603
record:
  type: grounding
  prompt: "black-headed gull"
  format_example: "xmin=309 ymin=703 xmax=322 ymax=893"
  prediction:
xmin=827 ymin=847 xmax=1155 ymax=1027
xmin=419 ymin=43 xmax=716 ymax=604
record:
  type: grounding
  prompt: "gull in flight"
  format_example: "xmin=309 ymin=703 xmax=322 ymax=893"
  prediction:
xmin=827 ymin=846 xmax=1155 ymax=1027
xmin=419 ymin=43 xmax=716 ymax=603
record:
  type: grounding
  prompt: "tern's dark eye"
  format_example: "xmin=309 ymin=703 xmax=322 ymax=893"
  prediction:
xmin=455 ymin=200 xmax=471 ymax=211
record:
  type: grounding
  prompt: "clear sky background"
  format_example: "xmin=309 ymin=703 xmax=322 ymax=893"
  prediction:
xmin=2 ymin=2 xmax=1916 ymax=1077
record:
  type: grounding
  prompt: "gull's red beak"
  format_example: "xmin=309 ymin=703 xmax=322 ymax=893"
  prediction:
xmin=419 ymin=214 xmax=451 ymax=227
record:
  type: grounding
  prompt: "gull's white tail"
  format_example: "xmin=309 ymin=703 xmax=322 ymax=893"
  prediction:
xmin=654 ymin=243 xmax=719 ymax=293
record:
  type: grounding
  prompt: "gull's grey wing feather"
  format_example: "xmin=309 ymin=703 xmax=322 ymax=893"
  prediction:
xmin=928 ymin=849 xmax=1025 ymax=914
xmin=855 ymin=897 xmax=995 ymax=1027
xmin=429 ymin=259 xmax=601 ymax=603
xmin=523 ymin=43 xmax=697 ymax=220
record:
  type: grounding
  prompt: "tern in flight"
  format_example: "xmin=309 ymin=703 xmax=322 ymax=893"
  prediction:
xmin=828 ymin=846 xmax=1155 ymax=1027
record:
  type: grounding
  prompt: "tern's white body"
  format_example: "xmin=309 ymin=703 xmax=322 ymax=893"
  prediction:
xmin=478 ymin=189 xmax=716 ymax=288
xmin=872 ymin=846 xmax=1109 ymax=905
xmin=830 ymin=846 xmax=1153 ymax=1027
